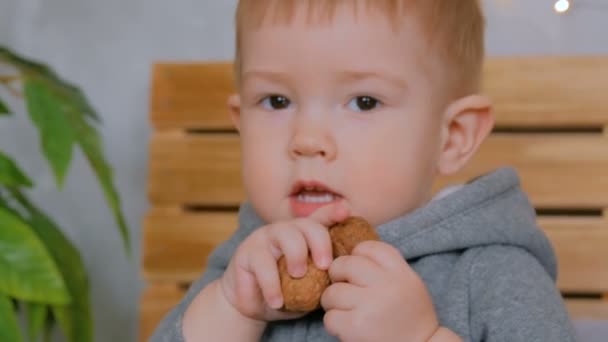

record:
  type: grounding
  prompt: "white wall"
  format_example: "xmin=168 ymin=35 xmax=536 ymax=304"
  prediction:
xmin=0 ymin=1 xmax=606 ymax=341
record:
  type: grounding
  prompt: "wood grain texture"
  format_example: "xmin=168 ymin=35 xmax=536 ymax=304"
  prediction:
xmin=484 ymin=57 xmax=608 ymax=128
xmin=565 ymin=299 xmax=608 ymax=321
xmin=150 ymin=63 xmax=235 ymax=130
xmin=435 ymin=134 xmax=608 ymax=208
xmin=150 ymin=57 xmax=608 ymax=130
xmin=148 ymin=132 xmax=608 ymax=208
xmin=540 ymin=217 xmax=608 ymax=293
xmin=147 ymin=131 xmax=243 ymax=206
xmin=142 ymin=208 xmax=238 ymax=282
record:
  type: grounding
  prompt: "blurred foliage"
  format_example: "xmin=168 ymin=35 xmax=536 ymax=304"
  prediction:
xmin=0 ymin=46 xmax=130 ymax=342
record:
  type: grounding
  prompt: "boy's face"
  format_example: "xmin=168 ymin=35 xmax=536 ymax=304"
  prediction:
xmin=232 ymin=6 xmax=447 ymax=226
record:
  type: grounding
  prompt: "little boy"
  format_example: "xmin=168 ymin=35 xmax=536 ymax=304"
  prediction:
xmin=152 ymin=1 xmax=575 ymax=341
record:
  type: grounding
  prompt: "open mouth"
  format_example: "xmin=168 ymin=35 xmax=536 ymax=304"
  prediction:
xmin=296 ymin=189 xmax=338 ymax=204
xmin=290 ymin=181 xmax=342 ymax=217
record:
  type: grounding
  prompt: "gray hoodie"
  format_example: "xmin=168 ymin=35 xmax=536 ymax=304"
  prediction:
xmin=151 ymin=167 xmax=576 ymax=341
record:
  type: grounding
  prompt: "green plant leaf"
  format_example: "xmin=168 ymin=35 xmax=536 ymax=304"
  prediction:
xmin=43 ymin=308 xmax=55 ymax=342
xmin=9 ymin=190 xmax=92 ymax=342
xmin=0 ymin=292 xmax=23 ymax=342
xmin=0 ymin=97 xmax=10 ymax=115
xmin=0 ymin=151 xmax=33 ymax=187
xmin=61 ymin=83 xmax=101 ymax=124
xmin=25 ymin=302 xmax=47 ymax=342
xmin=74 ymin=119 xmax=131 ymax=254
xmin=1 ymin=46 xmax=129 ymax=254
xmin=23 ymin=78 xmax=75 ymax=187
xmin=0 ymin=46 xmax=100 ymax=122
xmin=0 ymin=47 xmax=54 ymax=79
xmin=0 ymin=206 xmax=70 ymax=305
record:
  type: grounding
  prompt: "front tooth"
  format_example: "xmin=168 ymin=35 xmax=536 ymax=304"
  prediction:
xmin=297 ymin=193 xmax=334 ymax=203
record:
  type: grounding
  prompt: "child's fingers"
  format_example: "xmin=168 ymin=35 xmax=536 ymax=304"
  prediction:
xmin=292 ymin=219 xmax=333 ymax=269
xmin=351 ymin=240 xmax=406 ymax=272
xmin=328 ymin=255 xmax=379 ymax=286
xmin=248 ymin=249 xmax=283 ymax=309
xmin=308 ymin=201 xmax=351 ymax=227
xmin=323 ymin=309 xmax=351 ymax=339
xmin=321 ymin=282 xmax=359 ymax=311
xmin=267 ymin=224 xmax=309 ymax=277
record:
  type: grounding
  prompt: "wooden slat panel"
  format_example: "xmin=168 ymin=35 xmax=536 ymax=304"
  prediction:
xmin=142 ymin=209 xmax=608 ymax=293
xmin=142 ymin=208 xmax=238 ymax=282
xmin=484 ymin=57 xmax=608 ymax=128
xmin=540 ymin=217 xmax=608 ymax=293
xmin=566 ymin=299 xmax=608 ymax=321
xmin=435 ymin=134 xmax=608 ymax=208
xmin=138 ymin=284 xmax=184 ymax=342
xmin=150 ymin=63 xmax=235 ymax=130
xmin=149 ymin=57 xmax=608 ymax=130
xmin=148 ymin=131 xmax=244 ymax=206
xmin=148 ymin=132 xmax=608 ymax=208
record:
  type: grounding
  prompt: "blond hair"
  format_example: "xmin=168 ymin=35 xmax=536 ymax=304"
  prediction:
xmin=234 ymin=0 xmax=485 ymax=99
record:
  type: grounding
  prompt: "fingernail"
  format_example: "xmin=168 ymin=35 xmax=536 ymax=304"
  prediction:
xmin=270 ymin=296 xmax=283 ymax=309
xmin=292 ymin=264 xmax=306 ymax=278
xmin=318 ymin=255 xmax=332 ymax=269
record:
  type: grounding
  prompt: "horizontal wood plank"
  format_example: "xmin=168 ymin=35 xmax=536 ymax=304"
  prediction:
xmin=566 ymin=299 xmax=608 ymax=321
xmin=149 ymin=57 xmax=608 ymax=130
xmin=485 ymin=57 xmax=608 ymax=128
xmin=150 ymin=63 xmax=235 ymax=130
xmin=435 ymin=134 xmax=608 ymax=208
xmin=142 ymin=209 xmax=238 ymax=282
xmin=540 ymin=217 xmax=608 ymax=293
xmin=147 ymin=131 xmax=244 ymax=206
xmin=142 ymin=209 xmax=608 ymax=293
xmin=148 ymin=133 xmax=608 ymax=208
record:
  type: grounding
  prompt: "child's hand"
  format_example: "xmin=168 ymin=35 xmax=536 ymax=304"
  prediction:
xmin=321 ymin=240 xmax=441 ymax=342
xmin=218 ymin=202 xmax=350 ymax=322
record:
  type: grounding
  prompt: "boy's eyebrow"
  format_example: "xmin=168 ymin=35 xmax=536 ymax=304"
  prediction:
xmin=241 ymin=70 xmax=289 ymax=84
xmin=336 ymin=70 xmax=408 ymax=90
xmin=240 ymin=70 xmax=408 ymax=90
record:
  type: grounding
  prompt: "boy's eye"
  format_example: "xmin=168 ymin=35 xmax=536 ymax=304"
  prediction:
xmin=348 ymin=96 xmax=381 ymax=112
xmin=260 ymin=95 xmax=291 ymax=110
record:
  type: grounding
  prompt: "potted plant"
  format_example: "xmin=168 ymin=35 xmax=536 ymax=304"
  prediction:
xmin=0 ymin=46 xmax=129 ymax=342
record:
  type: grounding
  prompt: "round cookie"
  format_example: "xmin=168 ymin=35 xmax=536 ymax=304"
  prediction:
xmin=278 ymin=255 xmax=330 ymax=312
xmin=329 ymin=216 xmax=380 ymax=258
xmin=278 ymin=216 xmax=379 ymax=312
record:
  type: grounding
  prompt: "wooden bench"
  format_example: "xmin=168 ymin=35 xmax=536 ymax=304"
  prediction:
xmin=139 ymin=57 xmax=608 ymax=341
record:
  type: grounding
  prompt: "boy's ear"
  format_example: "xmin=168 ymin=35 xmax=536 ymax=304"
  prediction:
xmin=436 ymin=94 xmax=494 ymax=176
xmin=227 ymin=94 xmax=242 ymax=132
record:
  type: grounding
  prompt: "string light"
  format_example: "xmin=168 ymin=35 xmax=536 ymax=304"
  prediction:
xmin=554 ymin=0 xmax=571 ymax=13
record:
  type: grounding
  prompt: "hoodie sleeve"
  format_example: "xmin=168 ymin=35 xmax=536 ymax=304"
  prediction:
xmin=468 ymin=246 xmax=577 ymax=342
xmin=148 ymin=233 xmax=242 ymax=342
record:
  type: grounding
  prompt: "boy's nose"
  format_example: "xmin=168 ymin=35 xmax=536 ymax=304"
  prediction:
xmin=288 ymin=126 xmax=336 ymax=161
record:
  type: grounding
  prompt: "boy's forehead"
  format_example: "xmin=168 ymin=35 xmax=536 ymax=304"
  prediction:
xmin=235 ymin=0 xmax=486 ymax=99
xmin=237 ymin=1 xmax=431 ymax=72
xmin=238 ymin=6 xmax=435 ymax=98
xmin=237 ymin=0 xmax=414 ymax=31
